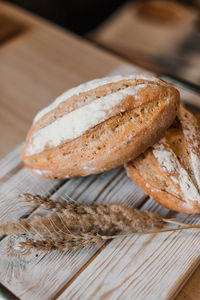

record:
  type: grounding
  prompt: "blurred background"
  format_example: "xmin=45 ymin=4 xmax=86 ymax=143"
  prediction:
xmin=0 ymin=1 xmax=199 ymax=298
xmin=2 ymin=0 xmax=200 ymax=84
xmin=5 ymin=0 xmax=200 ymax=35
xmin=6 ymin=0 xmax=126 ymax=35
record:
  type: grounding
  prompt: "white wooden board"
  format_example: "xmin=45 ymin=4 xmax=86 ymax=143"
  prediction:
xmin=0 ymin=142 xmax=199 ymax=300
xmin=0 ymin=143 xmax=24 ymax=181
xmin=0 ymin=65 xmax=199 ymax=300
xmin=60 ymin=201 xmax=199 ymax=300
xmin=0 ymin=149 xmax=145 ymax=300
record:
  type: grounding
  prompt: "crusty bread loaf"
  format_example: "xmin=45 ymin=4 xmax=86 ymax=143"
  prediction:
xmin=22 ymin=73 xmax=179 ymax=179
xmin=125 ymin=104 xmax=200 ymax=214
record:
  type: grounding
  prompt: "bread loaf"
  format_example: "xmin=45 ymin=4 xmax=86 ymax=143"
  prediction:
xmin=22 ymin=73 xmax=179 ymax=179
xmin=125 ymin=104 xmax=200 ymax=214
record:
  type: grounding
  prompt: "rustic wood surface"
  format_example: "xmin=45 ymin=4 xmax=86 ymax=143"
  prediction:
xmin=88 ymin=1 xmax=199 ymax=85
xmin=0 ymin=2 xmax=199 ymax=299
xmin=0 ymin=1 xmax=123 ymax=159
xmin=0 ymin=145 xmax=199 ymax=300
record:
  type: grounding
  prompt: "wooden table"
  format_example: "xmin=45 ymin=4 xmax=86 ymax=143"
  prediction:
xmin=0 ymin=1 xmax=124 ymax=159
xmin=88 ymin=1 xmax=199 ymax=85
xmin=0 ymin=2 xmax=199 ymax=300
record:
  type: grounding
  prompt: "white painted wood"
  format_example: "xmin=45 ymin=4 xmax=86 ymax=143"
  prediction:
xmin=59 ymin=199 xmax=200 ymax=300
xmin=0 ymin=64 xmax=199 ymax=300
xmin=0 ymin=167 xmax=60 ymax=223
xmin=0 ymin=167 xmax=144 ymax=300
xmin=0 ymin=143 xmax=24 ymax=180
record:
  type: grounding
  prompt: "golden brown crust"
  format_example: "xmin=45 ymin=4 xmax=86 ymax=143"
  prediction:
xmin=125 ymin=104 xmax=200 ymax=214
xmin=26 ymin=78 xmax=173 ymax=139
xmin=22 ymin=76 xmax=179 ymax=179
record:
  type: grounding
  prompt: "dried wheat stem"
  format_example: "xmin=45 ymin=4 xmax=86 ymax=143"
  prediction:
xmin=18 ymin=223 xmax=200 ymax=252
xmin=20 ymin=194 xmax=199 ymax=228
xmin=102 ymin=225 xmax=200 ymax=239
xmin=163 ymin=219 xmax=190 ymax=227
xmin=2 ymin=195 xmax=200 ymax=253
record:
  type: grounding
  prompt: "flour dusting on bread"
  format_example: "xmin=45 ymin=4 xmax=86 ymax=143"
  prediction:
xmin=153 ymin=140 xmax=200 ymax=203
xmin=153 ymin=143 xmax=176 ymax=173
xmin=125 ymin=104 xmax=200 ymax=214
xmin=180 ymin=105 xmax=200 ymax=189
xmin=34 ymin=74 xmax=158 ymax=123
xmin=27 ymin=84 xmax=154 ymax=156
xmin=32 ymin=169 xmax=53 ymax=176
xmin=22 ymin=73 xmax=179 ymax=179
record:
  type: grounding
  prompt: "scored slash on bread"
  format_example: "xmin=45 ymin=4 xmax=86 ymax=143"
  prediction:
xmin=125 ymin=104 xmax=200 ymax=214
xmin=21 ymin=73 xmax=179 ymax=179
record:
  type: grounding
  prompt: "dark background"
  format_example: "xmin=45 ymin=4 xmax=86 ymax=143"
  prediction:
xmin=6 ymin=0 xmax=199 ymax=35
xmin=6 ymin=0 xmax=127 ymax=35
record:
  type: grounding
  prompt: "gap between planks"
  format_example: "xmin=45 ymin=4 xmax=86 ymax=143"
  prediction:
xmin=52 ymin=194 xmax=149 ymax=300
xmin=52 ymin=241 xmax=111 ymax=300
xmin=0 ymin=144 xmax=192 ymax=300
xmin=171 ymin=259 xmax=200 ymax=300
xmin=0 ymin=143 xmax=24 ymax=182
xmin=58 ymin=206 xmax=199 ymax=300
xmin=0 ymin=169 xmax=67 ymax=247
xmin=53 ymin=200 xmax=169 ymax=300
xmin=1 ymin=64 xmax=199 ymax=299
xmin=0 ymin=63 xmax=146 ymax=297
xmin=1 ymin=149 xmax=199 ymax=299
xmin=0 ymin=166 xmax=146 ymax=299
xmin=0 ymin=162 xmax=24 ymax=184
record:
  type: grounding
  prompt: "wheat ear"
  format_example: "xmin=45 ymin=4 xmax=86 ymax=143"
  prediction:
xmin=19 ymin=234 xmax=103 ymax=251
xmin=19 ymin=194 xmax=199 ymax=229
xmin=20 ymin=193 xmax=66 ymax=211
xmin=2 ymin=195 xmax=199 ymax=253
xmin=19 ymin=223 xmax=200 ymax=252
xmin=0 ymin=204 xmax=163 ymax=237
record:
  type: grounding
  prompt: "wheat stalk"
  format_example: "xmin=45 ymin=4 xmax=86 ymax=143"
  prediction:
xmin=1 ymin=194 xmax=199 ymax=253
xmin=0 ymin=204 xmax=163 ymax=236
xmin=19 ymin=224 xmax=200 ymax=252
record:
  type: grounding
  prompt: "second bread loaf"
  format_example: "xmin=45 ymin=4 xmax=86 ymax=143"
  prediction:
xmin=125 ymin=104 xmax=200 ymax=214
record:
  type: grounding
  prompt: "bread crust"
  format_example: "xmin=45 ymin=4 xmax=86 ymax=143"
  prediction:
xmin=22 ymin=74 xmax=179 ymax=179
xmin=125 ymin=104 xmax=200 ymax=214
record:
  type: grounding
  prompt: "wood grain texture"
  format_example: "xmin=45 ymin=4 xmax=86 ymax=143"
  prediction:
xmin=0 ymin=167 xmax=60 ymax=223
xmin=0 ymin=1 xmax=123 ymax=159
xmin=0 ymin=160 xmax=145 ymax=299
xmin=88 ymin=2 xmax=196 ymax=57
xmin=0 ymin=2 xmax=199 ymax=299
xmin=176 ymin=268 xmax=200 ymax=300
xmin=0 ymin=148 xmax=200 ymax=300
xmin=88 ymin=1 xmax=199 ymax=85
xmin=0 ymin=143 xmax=24 ymax=181
xmin=58 ymin=200 xmax=200 ymax=300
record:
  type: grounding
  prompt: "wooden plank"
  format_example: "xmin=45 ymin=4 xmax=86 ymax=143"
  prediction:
xmin=0 ymin=3 xmax=199 ymax=298
xmin=0 ymin=59 xmax=199 ymax=298
xmin=176 ymin=268 xmax=200 ymax=300
xmin=0 ymin=1 xmax=124 ymax=158
xmin=0 ymin=150 xmax=199 ymax=300
xmin=59 ymin=200 xmax=199 ymax=300
xmin=0 ymin=168 xmax=60 ymax=223
xmin=0 ymin=167 xmax=145 ymax=299
xmin=0 ymin=143 xmax=24 ymax=181
xmin=88 ymin=1 xmax=199 ymax=85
